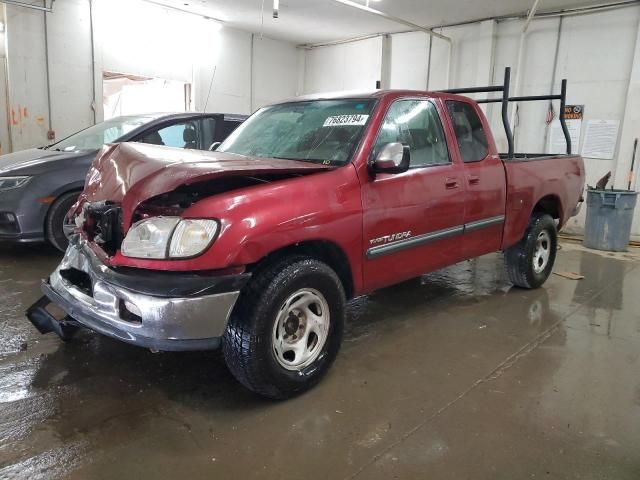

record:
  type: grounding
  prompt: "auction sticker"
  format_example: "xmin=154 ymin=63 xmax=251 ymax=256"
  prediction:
xmin=323 ymin=114 xmax=369 ymax=127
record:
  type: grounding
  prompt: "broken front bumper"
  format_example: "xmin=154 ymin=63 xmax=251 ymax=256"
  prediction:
xmin=26 ymin=237 xmax=250 ymax=351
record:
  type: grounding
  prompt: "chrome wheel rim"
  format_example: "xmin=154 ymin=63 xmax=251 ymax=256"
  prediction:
xmin=533 ymin=230 xmax=551 ymax=274
xmin=272 ymin=288 xmax=330 ymax=371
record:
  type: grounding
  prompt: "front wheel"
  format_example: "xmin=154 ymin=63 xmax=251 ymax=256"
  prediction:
xmin=45 ymin=191 xmax=80 ymax=252
xmin=223 ymin=257 xmax=345 ymax=399
xmin=505 ymin=213 xmax=557 ymax=289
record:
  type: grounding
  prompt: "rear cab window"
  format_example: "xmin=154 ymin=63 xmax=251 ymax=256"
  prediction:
xmin=446 ymin=101 xmax=489 ymax=162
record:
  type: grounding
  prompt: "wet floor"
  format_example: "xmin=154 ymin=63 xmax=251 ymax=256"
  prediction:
xmin=1 ymin=241 xmax=639 ymax=479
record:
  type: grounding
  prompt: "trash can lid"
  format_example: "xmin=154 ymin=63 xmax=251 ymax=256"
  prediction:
xmin=587 ymin=188 xmax=638 ymax=195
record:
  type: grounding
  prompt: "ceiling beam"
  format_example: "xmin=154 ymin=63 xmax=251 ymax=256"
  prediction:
xmin=0 ymin=0 xmax=53 ymax=13
xmin=141 ymin=0 xmax=225 ymax=22
xmin=329 ymin=0 xmax=451 ymax=43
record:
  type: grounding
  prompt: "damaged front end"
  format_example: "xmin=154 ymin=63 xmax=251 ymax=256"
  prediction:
xmin=26 ymin=235 xmax=249 ymax=350
xmin=79 ymin=201 xmax=124 ymax=256
xmin=26 ymin=142 xmax=331 ymax=349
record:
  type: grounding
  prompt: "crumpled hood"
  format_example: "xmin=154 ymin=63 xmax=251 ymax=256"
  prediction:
xmin=0 ymin=147 xmax=89 ymax=174
xmin=80 ymin=142 xmax=331 ymax=228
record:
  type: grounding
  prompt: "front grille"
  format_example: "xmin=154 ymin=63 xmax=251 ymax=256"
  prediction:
xmin=83 ymin=202 xmax=123 ymax=255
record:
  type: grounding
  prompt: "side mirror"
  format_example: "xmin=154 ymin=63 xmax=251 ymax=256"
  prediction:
xmin=372 ymin=142 xmax=410 ymax=174
xmin=208 ymin=141 xmax=221 ymax=151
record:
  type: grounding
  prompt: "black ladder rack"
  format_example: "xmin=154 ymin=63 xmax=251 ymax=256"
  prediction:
xmin=438 ymin=67 xmax=571 ymax=159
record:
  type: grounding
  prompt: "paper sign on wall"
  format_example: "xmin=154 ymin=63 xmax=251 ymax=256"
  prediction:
xmin=547 ymin=105 xmax=583 ymax=155
xmin=323 ymin=114 xmax=369 ymax=127
xmin=581 ymin=120 xmax=620 ymax=159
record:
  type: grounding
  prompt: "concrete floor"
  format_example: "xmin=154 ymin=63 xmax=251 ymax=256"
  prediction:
xmin=1 ymin=241 xmax=639 ymax=480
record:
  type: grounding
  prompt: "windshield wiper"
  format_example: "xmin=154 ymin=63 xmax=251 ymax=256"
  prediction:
xmin=272 ymin=156 xmax=328 ymax=164
xmin=271 ymin=156 xmax=301 ymax=161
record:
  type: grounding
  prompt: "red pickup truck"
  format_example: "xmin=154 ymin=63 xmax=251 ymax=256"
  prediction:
xmin=27 ymin=69 xmax=585 ymax=399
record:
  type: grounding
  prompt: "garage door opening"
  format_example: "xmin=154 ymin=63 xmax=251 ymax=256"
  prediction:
xmin=103 ymin=72 xmax=192 ymax=120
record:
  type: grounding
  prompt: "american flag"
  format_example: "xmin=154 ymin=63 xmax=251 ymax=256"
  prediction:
xmin=545 ymin=102 xmax=556 ymax=125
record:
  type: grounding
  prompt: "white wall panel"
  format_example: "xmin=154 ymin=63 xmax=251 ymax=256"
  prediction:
xmin=388 ymin=31 xmax=429 ymax=90
xmin=47 ymin=0 xmax=93 ymax=140
xmin=251 ymin=36 xmax=300 ymax=110
xmin=303 ymin=36 xmax=382 ymax=94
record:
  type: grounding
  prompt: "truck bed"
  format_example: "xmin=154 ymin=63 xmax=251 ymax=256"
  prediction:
xmin=501 ymin=153 xmax=585 ymax=249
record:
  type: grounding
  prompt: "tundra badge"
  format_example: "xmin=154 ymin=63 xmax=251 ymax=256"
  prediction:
xmin=369 ymin=231 xmax=412 ymax=245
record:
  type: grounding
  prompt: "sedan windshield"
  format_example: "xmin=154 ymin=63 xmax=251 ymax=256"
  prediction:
xmin=47 ymin=115 xmax=157 ymax=152
xmin=218 ymin=99 xmax=375 ymax=165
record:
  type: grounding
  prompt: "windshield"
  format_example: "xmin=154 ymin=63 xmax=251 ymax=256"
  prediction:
xmin=48 ymin=115 xmax=155 ymax=152
xmin=218 ymin=99 xmax=375 ymax=165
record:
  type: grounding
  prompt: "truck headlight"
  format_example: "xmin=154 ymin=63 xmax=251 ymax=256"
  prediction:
xmin=169 ymin=219 xmax=219 ymax=258
xmin=121 ymin=217 xmax=180 ymax=259
xmin=0 ymin=176 xmax=31 ymax=191
xmin=121 ymin=217 xmax=218 ymax=259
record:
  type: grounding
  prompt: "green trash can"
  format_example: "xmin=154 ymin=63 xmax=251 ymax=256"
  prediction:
xmin=583 ymin=189 xmax=638 ymax=252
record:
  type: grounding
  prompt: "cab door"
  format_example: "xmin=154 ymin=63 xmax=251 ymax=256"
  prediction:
xmin=361 ymin=98 xmax=467 ymax=292
xmin=444 ymin=100 xmax=506 ymax=259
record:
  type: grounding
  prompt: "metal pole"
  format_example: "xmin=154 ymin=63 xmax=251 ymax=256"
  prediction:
xmin=559 ymin=79 xmax=571 ymax=154
xmin=522 ymin=0 xmax=542 ymax=31
xmin=250 ymin=33 xmax=254 ymax=112
xmin=502 ymin=67 xmax=514 ymax=158
xmin=445 ymin=34 xmax=451 ymax=89
xmin=509 ymin=0 xmax=541 ymax=136
xmin=43 ymin=0 xmax=53 ymax=137
xmin=542 ymin=17 xmax=563 ymax=150
xmin=426 ymin=34 xmax=432 ymax=90
xmin=3 ymin=56 xmax=13 ymax=154
xmin=629 ymin=138 xmax=638 ymax=191
xmin=89 ymin=0 xmax=97 ymax=124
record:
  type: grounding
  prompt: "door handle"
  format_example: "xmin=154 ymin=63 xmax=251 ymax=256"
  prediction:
xmin=445 ymin=178 xmax=459 ymax=189
xmin=468 ymin=175 xmax=480 ymax=185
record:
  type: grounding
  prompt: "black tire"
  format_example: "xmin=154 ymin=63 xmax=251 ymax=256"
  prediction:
xmin=223 ymin=257 xmax=345 ymax=399
xmin=504 ymin=212 xmax=557 ymax=289
xmin=45 ymin=191 xmax=80 ymax=252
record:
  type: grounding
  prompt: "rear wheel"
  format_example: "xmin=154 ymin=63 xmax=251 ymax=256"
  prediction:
xmin=223 ymin=257 xmax=345 ymax=399
xmin=505 ymin=213 xmax=557 ymax=289
xmin=45 ymin=191 xmax=79 ymax=252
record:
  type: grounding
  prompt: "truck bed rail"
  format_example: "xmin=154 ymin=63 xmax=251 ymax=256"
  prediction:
xmin=438 ymin=67 xmax=571 ymax=160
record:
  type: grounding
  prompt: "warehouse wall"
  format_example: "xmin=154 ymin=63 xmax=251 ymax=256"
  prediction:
xmin=300 ymin=5 xmax=640 ymax=236
xmin=303 ymin=36 xmax=383 ymax=93
xmin=491 ymin=9 xmax=640 ymax=234
xmin=4 ymin=4 xmax=52 ymax=151
xmin=252 ymin=35 xmax=301 ymax=109
xmin=3 ymin=0 xmax=300 ymax=151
